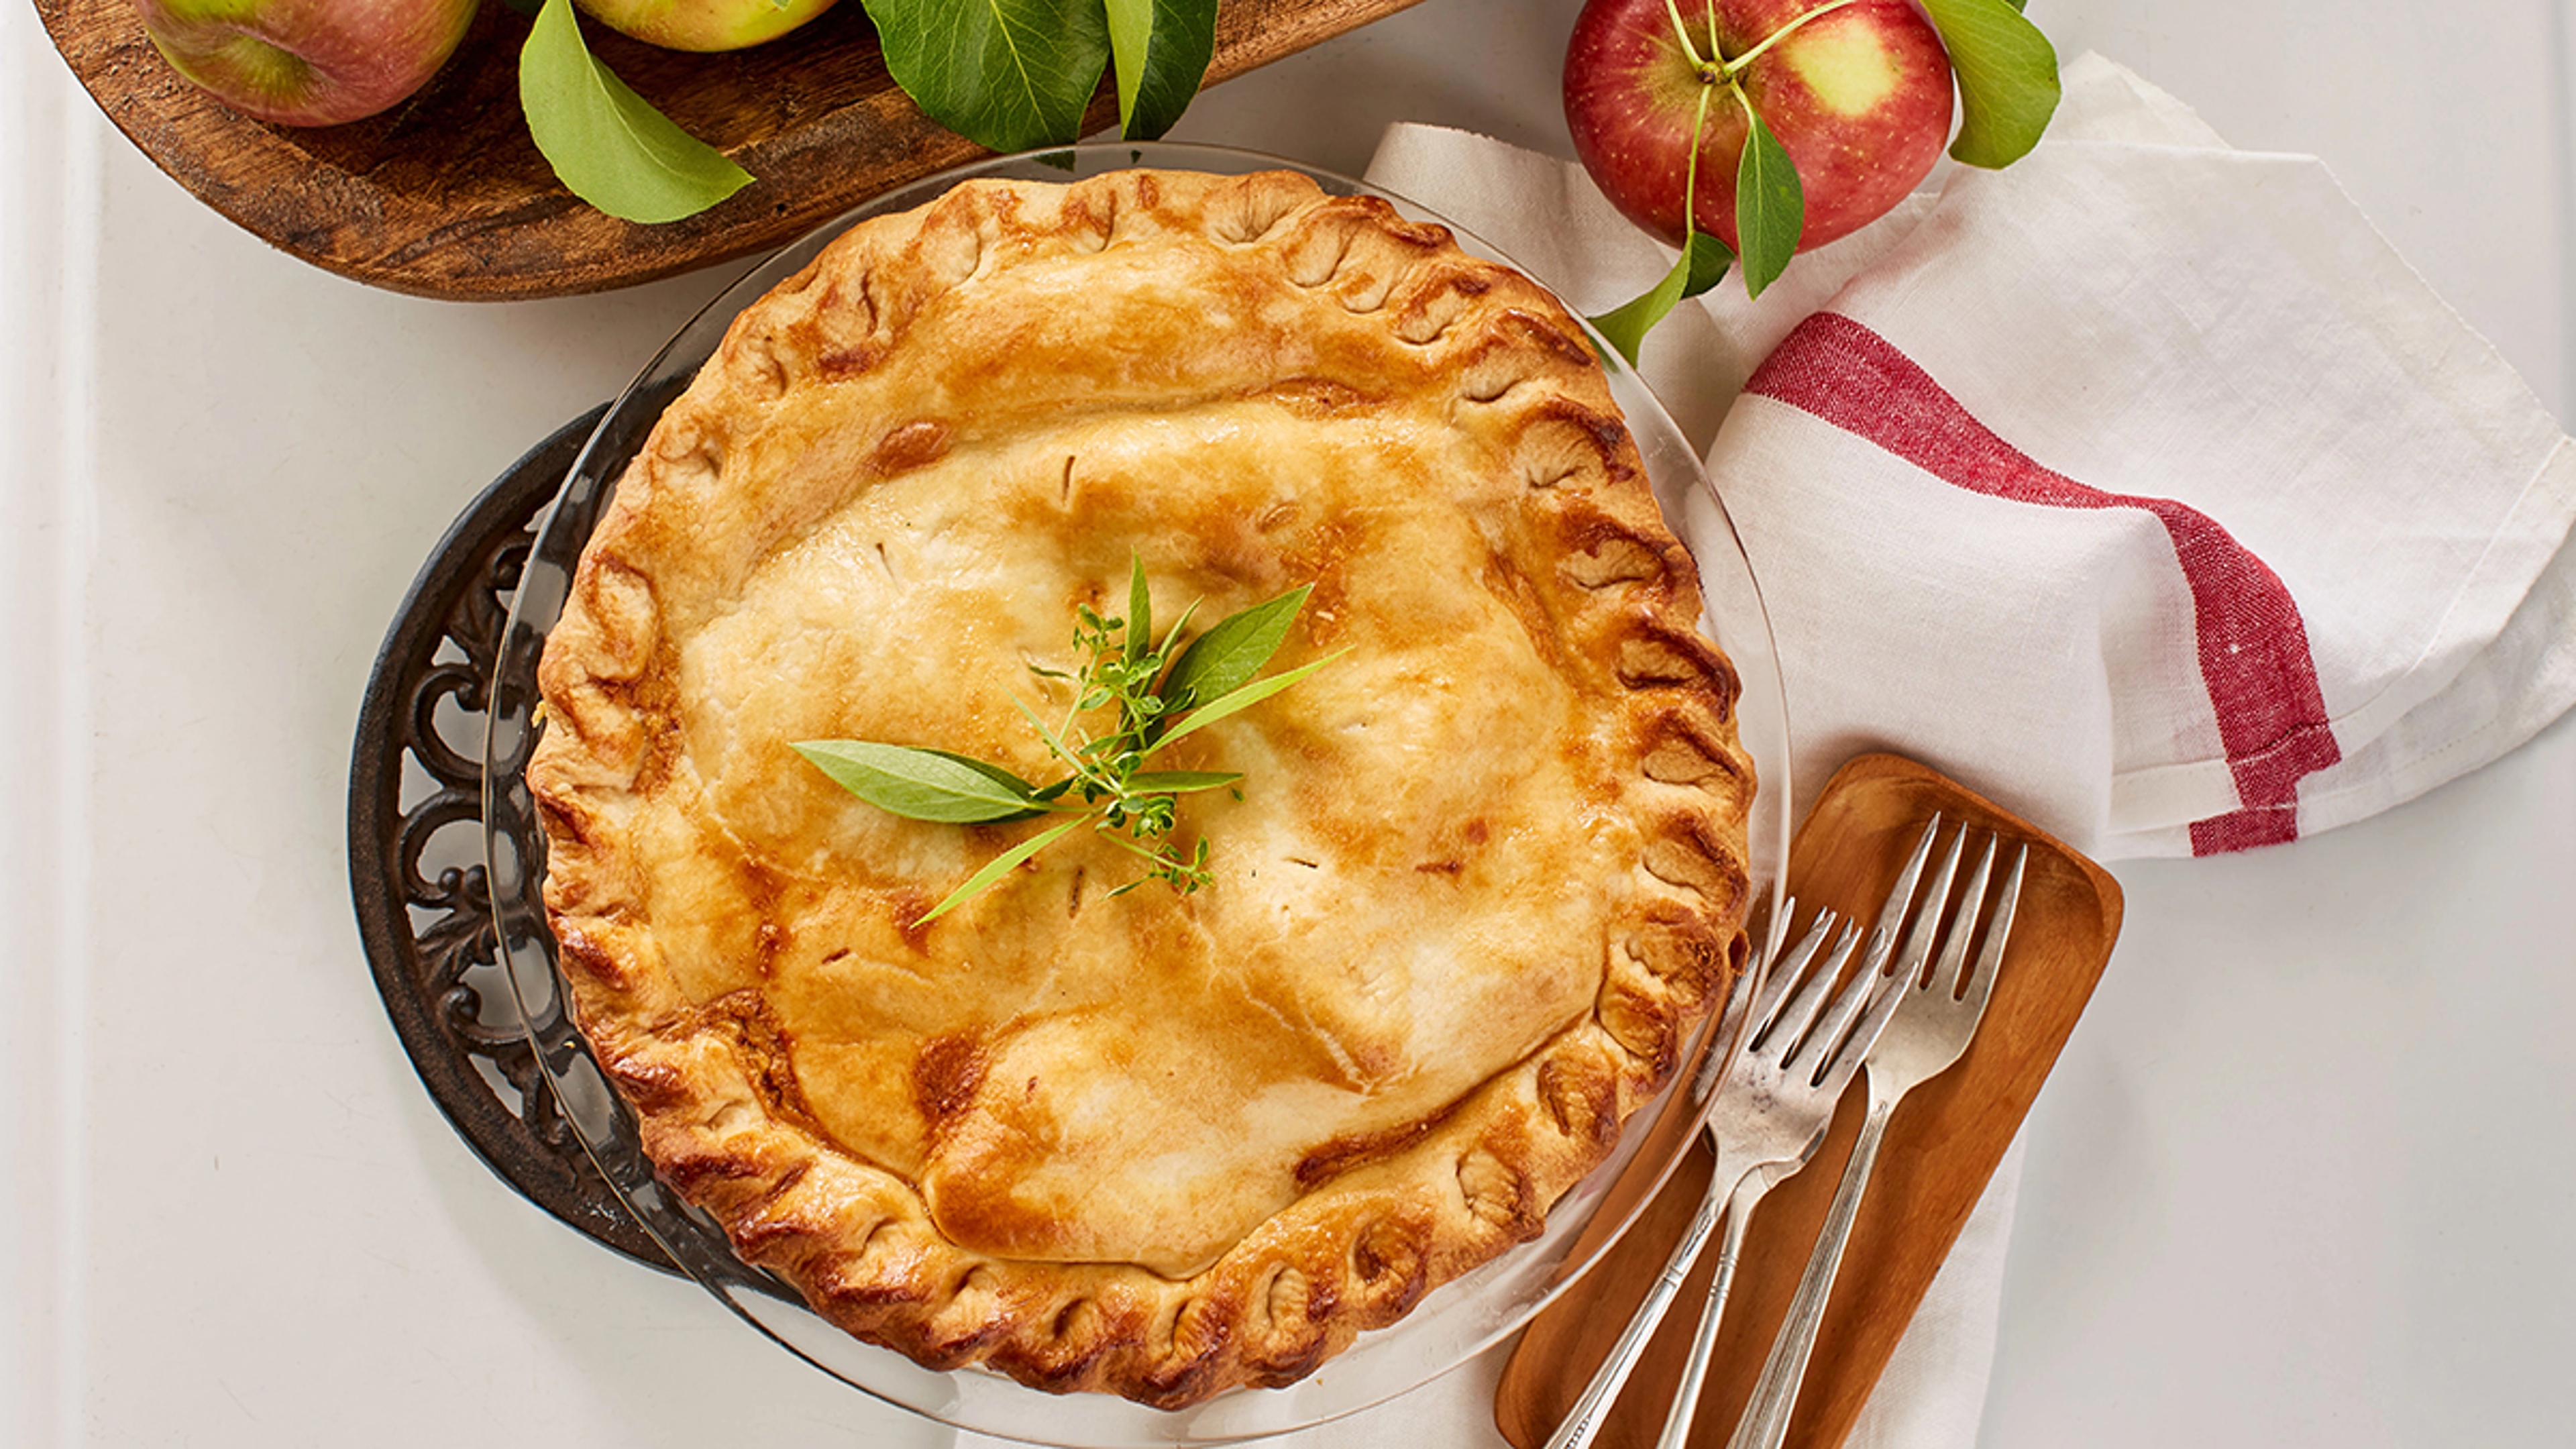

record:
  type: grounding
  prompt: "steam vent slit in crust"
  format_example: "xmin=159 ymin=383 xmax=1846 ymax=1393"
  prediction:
xmin=528 ymin=168 xmax=1755 ymax=1407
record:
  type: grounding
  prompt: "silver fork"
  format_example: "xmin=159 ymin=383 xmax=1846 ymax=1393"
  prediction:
xmin=1543 ymin=826 xmax=1949 ymax=1449
xmin=1723 ymin=822 xmax=2029 ymax=1449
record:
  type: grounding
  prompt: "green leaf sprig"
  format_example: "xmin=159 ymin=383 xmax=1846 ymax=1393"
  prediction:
xmin=517 ymin=0 xmax=1222 ymax=225
xmin=1587 ymin=0 xmax=2061 ymax=366
xmin=794 ymin=557 xmax=1339 ymax=925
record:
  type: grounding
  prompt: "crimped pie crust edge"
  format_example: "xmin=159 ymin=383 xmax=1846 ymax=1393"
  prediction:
xmin=527 ymin=168 xmax=1756 ymax=1407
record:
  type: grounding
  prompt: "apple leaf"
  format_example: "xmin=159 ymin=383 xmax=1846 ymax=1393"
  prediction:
xmin=1917 ymin=0 xmax=2061 ymax=168
xmin=1104 ymin=0 xmax=1218 ymax=140
xmin=1733 ymin=107 xmax=1803 ymax=301
xmin=861 ymin=0 xmax=1112 ymax=154
xmin=1589 ymin=229 xmax=1733 ymax=368
xmin=519 ymin=0 xmax=752 ymax=224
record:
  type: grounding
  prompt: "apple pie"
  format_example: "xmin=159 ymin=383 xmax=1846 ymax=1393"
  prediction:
xmin=528 ymin=167 xmax=1754 ymax=1407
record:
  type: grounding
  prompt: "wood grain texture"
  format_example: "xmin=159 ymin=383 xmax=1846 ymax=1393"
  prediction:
xmin=1493 ymin=753 xmax=2125 ymax=1449
xmin=37 ymin=0 xmax=1425 ymax=301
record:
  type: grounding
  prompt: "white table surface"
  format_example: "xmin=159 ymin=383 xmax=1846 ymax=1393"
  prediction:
xmin=4 ymin=2 xmax=2571 ymax=1446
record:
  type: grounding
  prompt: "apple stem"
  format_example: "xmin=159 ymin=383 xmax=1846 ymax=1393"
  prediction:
xmin=1725 ymin=74 xmax=1759 ymax=132
xmin=1682 ymin=78 xmax=1714 ymax=215
xmin=1721 ymin=0 xmax=1869 ymax=78
xmin=1660 ymin=0 xmax=1717 ymax=72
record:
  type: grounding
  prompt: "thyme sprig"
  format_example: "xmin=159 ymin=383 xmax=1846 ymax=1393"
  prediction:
xmin=794 ymin=557 xmax=1337 ymax=924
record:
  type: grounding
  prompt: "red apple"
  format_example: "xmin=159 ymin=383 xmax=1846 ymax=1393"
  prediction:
xmin=133 ymin=0 xmax=479 ymax=127
xmin=576 ymin=0 xmax=835 ymax=52
xmin=1564 ymin=0 xmax=1955 ymax=252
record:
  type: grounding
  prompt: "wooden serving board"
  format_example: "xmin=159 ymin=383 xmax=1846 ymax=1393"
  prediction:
xmin=38 ymin=0 xmax=1424 ymax=301
xmin=1493 ymin=753 xmax=2124 ymax=1449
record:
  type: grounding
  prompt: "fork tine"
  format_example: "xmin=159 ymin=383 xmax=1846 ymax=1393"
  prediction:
xmin=1777 ymin=920 xmax=1867 ymax=1068
xmin=1957 ymin=843 xmax=2028 ymax=1015
xmin=1688 ymin=897 xmax=1835 ymax=1102
xmin=1750 ymin=906 xmax=1837 ymax=1032
xmin=1799 ymin=926 xmax=1904 ymax=1092
xmin=1856 ymin=816 xmax=1944 ymax=984
xmin=1929 ymin=834 xmax=1998 ymax=1000
xmin=1757 ymin=909 xmax=1857 ymax=1055
xmin=1885 ymin=822 xmax=1968 ymax=990
xmin=1799 ymin=818 xmax=1955 ymax=1090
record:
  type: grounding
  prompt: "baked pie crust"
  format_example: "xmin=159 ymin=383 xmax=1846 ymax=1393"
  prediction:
xmin=529 ymin=168 xmax=1755 ymax=1407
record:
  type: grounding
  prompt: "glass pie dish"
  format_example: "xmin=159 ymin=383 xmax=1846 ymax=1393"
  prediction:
xmin=480 ymin=142 xmax=1791 ymax=1446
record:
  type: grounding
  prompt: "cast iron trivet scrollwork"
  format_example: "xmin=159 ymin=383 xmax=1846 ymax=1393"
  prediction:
xmin=347 ymin=404 xmax=678 ymax=1275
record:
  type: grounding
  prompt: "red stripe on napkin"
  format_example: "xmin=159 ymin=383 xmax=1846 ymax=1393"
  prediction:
xmin=1746 ymin=313 xmax=2341 ymax=854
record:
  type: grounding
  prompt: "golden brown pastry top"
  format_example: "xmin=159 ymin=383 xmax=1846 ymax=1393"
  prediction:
xmin=528 ymin=167 xmax=1754 ymax=1407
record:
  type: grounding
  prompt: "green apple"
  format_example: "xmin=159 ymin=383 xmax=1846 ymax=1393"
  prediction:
xmin=574 ymin=0 xmax=835 ymax=52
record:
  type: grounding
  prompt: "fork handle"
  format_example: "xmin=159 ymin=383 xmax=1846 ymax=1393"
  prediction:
xmin=1648 ymin=1176 xmax=1765 ymax=1449
xmin=1725 ymin=1097 xmax=1897 ymax=1449
xmin=1542 ymin=1167 xmax=1739 ymax=1449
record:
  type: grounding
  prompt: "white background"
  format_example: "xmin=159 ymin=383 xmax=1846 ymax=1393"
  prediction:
xmin=3 ymin=1 xmax=2571 ymax=1446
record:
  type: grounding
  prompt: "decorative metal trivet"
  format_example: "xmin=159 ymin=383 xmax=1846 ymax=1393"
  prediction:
xmin=347 ymin=405 xmax=677 ymax=1276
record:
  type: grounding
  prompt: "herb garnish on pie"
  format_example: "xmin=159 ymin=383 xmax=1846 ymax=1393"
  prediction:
xmin=794 ymin=555 xmax=1338 ymax=922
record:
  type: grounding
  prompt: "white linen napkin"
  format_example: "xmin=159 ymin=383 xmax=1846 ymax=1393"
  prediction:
xmin=952 ymin=51 xmax=2576 ymax=1449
